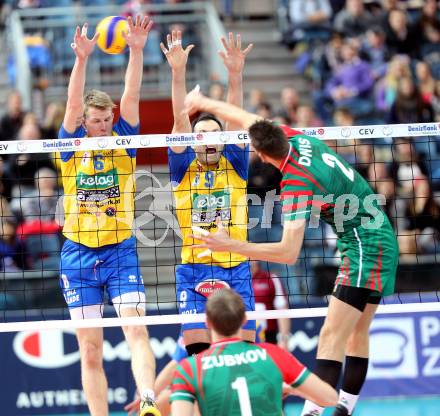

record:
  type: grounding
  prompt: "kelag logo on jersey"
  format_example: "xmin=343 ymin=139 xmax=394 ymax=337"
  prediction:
xmin=193 ymin=192 xmax=230 ymax=209
xmin=192 ymin=191 xmax=231 ymax=224
xmin=76 ymin=169 xmax=120 ymax=202
xmin=77 ymin=169 xmax=119 ymax=189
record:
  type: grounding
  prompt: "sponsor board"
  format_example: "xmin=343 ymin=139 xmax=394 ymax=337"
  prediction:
xmin=364 ymin=312 xmax=440 ymax=396
xmin=1 ymin=316 xmax=180 ymax=415
xmin=1 ymin=307 xmax=439 ymax=414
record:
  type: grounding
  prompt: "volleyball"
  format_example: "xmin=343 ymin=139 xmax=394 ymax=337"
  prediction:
xmin=95 ymin=16 xmax=128 ymax=54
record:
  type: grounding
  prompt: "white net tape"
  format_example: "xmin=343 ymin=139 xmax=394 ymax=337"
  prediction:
xmin=0 ymin=121 xmax=439 ymax=155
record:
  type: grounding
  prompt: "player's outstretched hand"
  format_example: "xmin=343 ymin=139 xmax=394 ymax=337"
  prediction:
xmin=183 ymin=84 xmax=205 ymax=116
xmin=71 ymin=23 xmax=99 ymax=59
xmin=160 ymin=30 xmax=195 ymax=71
xmin=219 ymin=32 xmax=253 ymax=74
xmin=191 ymin=219 xmax=233 ymax=255
xmin=122 ymin=15 xmax=154 ymax=51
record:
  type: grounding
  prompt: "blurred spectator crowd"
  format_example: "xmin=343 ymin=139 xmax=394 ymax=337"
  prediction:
xmin=0 ymin=91 xmax=63 ymax=277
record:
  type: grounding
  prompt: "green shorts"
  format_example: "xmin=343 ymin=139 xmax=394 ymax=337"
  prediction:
xmin=335 ymin=218 xmax=398 ymax=297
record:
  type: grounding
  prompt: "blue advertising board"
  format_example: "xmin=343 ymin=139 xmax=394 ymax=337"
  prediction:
xmin=364 ymin=311 xmax=440 ymax=396
xmin=1 ymin=320 xmax=180 ymax=415
xmin=1 ymin=306 xmax=439 ymax=415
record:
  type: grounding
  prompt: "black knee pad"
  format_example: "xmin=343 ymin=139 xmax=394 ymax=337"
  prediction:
xmin=185 ymin=342 xmax=210 ymax=356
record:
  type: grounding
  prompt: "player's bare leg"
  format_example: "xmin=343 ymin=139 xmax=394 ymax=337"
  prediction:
xmin=317 ymin=296 xmax=364 ymax=361
xmin=76 ymin=327 xmax=108 ymax=416
xmin=119 ymin=306 xmax=159 ymax=416
xmin=345 ymin=303 xmax=378 ymax=358
xmin=331 ymin=303 xmax=379 ymax=415
xmin=301 ymin=296 xmax=364 ymax=416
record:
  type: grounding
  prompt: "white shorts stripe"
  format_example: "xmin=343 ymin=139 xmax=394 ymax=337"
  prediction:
xmin=353 ymin=228 xmax=363 ymax=287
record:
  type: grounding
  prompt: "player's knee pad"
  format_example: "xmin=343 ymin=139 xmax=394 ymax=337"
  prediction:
xmin=185 ymin=342 xmax=210 ymax=356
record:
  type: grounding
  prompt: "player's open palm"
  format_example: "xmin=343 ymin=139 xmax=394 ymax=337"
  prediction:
xmin=160 ymin=30 xmax=195 ymax=71
xmin=123 ymin=15 xmax=153 ymax=51
xmin=219 ymin=32 xmax=253 ymax=74
xmin=71 ymin=23 xmax=98 ymax=60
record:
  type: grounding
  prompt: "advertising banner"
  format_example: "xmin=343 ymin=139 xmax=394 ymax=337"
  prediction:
xmin=0 ymin=321 xmax=180 ymax=415
xmin=1 ymin=306 xmax=439 ymax=414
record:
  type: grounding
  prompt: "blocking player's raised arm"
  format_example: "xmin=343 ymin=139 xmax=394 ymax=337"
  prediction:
xmin=219 ymin=32 xmax=253 ymax=135
xmin=63 ymin=24 xmax=98 ymax=133
xmin=161 ymin=30 xmax=195 ymax=152
xmin=120 ymin=15 xmax=153 ymax=127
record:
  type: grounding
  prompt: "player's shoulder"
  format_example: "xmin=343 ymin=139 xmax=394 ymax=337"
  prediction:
xmin=277 ymin=124 xmax=304 ymax=138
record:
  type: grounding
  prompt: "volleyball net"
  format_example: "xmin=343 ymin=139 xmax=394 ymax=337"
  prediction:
xmin=0 ymin=121 xmax=439 ymax=332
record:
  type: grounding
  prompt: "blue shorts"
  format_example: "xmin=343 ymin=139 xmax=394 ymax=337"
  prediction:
xmin=176 ymin=262 xmax=255 ymax=331
xmin=60 ymin=236 xmax=144 ymax=309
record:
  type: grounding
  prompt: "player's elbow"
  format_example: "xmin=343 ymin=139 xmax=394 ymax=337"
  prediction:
xmin=283 ymin=252 xmax=298 ymax=265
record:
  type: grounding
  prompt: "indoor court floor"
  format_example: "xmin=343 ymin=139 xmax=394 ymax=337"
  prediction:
xmin=284 ymin=397 xmax=440 ymax=416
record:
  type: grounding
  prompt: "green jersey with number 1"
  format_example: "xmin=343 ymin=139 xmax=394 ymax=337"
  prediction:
xmin=170 ymin=338 xmax=310 ymax=416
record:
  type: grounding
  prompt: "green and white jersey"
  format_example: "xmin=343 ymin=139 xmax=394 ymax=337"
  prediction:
xmin=279 ymin=125 xmax=398 ymax=295
xmin=279 ymin=125 xmax=384 ymax=235
xmin=170 ymin=338 xmax=310 ymax=416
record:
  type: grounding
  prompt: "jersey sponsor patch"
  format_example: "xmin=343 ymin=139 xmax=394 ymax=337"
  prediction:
xmin=76 ymin=168 xmax=121 ymax=202
xmin=195 ymin=279 xmax=230 ymax=298
xmin=191 ymin=190 xmax=231 ymax=225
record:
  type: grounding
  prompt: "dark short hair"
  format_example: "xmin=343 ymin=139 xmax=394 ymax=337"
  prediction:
xmin=191 ymin=112 xmax=223 ymax=132
xmin=248 ymin=120 xmax=290 ymax=159
xmin=206 ymin=288 xmax=245 ymax=336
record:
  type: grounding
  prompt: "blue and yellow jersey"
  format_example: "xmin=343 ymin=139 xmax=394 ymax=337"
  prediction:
xmin=58 ymin=117 xmax=138 ymax=248
xmin=169 ymin=145 xmax=249 ymax=267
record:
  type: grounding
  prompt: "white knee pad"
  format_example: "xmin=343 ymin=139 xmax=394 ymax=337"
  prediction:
xmin=69 ymin=304 xmax=104 ymax=320
xmin=112 ymin=292 xmax=147 ymax=316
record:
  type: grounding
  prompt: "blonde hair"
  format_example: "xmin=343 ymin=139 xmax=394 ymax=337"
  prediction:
xmin=84 ymin=89 xmax=116 ymax=116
